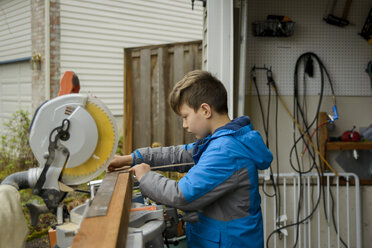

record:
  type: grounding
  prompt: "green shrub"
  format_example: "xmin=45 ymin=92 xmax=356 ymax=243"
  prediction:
xmin=0 ymin=110 xmax=37 ymax=180
xmin=116 ymin=135 xmax=123 ymax=155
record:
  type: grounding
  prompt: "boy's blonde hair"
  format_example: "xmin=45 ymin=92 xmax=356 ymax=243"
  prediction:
xmin=169 ymin=70 xmax=228 ymax=115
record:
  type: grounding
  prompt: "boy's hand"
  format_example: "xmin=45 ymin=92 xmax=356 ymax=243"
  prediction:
xmin=129 ymin=163 xmax=151 ymax=181
xmin=107 ymin=155 xmax=133 ymax=172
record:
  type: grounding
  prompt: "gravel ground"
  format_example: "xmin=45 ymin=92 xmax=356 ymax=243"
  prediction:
xmin=26 ymin=236 xmax=50 ymax=248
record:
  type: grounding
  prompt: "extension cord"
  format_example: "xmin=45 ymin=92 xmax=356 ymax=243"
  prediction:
xmin=270 ymin=84 xmax=339 ymax=176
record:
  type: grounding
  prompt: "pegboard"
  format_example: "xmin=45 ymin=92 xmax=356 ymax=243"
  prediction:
xmin=246 ymin=0 xmax=372 ymax=96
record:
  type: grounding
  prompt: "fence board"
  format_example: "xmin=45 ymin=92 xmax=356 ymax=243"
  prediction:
xmin=123 ymin=49 xmax=133 ymax=154
xmin=132 ymin=51 xmax=141 ymax=149
xmin=135 ymin=49 xmax=151 ymax=148
xmin=151 ymin=51 xmax=160 ymax=144
xmin=170 ymin=45 xmax=185 ymax=146
xmin=183 ymin=44 xmax=202 ymax=144
xmin=166 ymin=49 xmax=175 ymax=146
xmin=155 ymin=47 xmax=167 ymax=145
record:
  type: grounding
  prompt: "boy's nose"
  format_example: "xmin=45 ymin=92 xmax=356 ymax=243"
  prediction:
xmin=182 ymin=120 xmax=188 ymax=129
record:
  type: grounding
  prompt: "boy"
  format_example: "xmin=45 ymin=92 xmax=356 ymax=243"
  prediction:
xmin=108 ymin=70 xmax=273 ymax=247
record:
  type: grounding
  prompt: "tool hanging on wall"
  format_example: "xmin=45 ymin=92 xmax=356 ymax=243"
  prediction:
xmin=367 ymin=61 xmax=372 ymax=90
xmin=31 ymin=53 xmax=41 ymax=70
xmin=252 ymin=15 xmax=295 ymax=37
xmin=323 ymin=0 xmax=352 ymax=27
xmin=360 ymin=7 xmax=372 ymax=43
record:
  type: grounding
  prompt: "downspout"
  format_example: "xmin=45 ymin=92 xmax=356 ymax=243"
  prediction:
xmin=206 ymin=0 xmax=234 ymax=119
xmin=228 ymin=0 xmax=234 ymax=119
xmin=237 ymin=0 xmax=247 ymax=117
xmin=220 ymin=0 xmax=234 ymax=120
xmin=45 ymin=0 xmax=50 ymax=100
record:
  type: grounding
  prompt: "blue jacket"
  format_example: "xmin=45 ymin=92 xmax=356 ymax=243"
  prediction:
xmin=136 ymin=116 xmax=273 ymax=247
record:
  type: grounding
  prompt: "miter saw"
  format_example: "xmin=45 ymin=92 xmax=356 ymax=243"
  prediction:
xmin=2 ymin=93 xmax=118 ymax=214
xmin=2 ymin=86 xmax=191 ymax=247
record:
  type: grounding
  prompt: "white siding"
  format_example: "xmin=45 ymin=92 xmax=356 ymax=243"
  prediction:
xmin=0 ymin=61 xmax=32 ymax=128
xmin=0 ymin=0 xmax=32 ymax=130
xmin=60 ymin=0 xmax=204 ymax=116
xmin=202 ymin=7 xmax=207 ymax=70
xmin=0 ymin=0 xmax=31 ymax=61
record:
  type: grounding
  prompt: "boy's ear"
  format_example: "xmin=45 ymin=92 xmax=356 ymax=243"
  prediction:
xmin=200 ymin=103 xmax=212 ymax=119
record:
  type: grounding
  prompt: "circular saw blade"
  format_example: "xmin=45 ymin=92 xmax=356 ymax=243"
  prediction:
xmin=61 ymin=96 xmax=118 ymax=185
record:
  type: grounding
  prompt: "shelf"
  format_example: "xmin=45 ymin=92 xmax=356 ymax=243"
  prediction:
xmin=326 ymin=141 xmax=372 ymax=151
xmin=318 ymin=112 xmax=372 ymax=185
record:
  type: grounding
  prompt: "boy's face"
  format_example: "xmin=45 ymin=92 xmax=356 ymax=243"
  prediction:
xmin=179 ymin=103 xmax=211 ymax=139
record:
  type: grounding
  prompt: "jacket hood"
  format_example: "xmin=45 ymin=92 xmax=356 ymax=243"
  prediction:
xmin=212 ymin=116 xmax=273 ymax=170
xmin=214 ymin=116 xmax=251 ymax=133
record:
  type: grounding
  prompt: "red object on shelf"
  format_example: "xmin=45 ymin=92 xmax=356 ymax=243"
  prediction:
xmin=341 ymin=130 xmax=361 ymax=142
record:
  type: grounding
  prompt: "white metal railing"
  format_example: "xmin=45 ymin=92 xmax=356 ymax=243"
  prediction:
xmin=259 ymin=172 xmax=361 ymax=248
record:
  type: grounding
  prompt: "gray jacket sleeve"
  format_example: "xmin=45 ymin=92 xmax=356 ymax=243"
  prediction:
xmin=139 ymin=171 xmax=239 ymax=212
xmin=133 ymin=145 xmax=194 ymax=173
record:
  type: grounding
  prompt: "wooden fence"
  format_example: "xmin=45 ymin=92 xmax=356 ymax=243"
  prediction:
xmin=123 ymin=40 xmax=202 ymax=154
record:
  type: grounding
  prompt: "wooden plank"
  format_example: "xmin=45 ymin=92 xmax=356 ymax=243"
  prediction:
xmin=165 ymin=50 xmax=174 ymax=146
xmin=151 ymin=50 xmax=160 ymax=145
xmin=140 ymin=49 xmax=152 ymax=147
xmin=71 ymin=172 xmax=133 ymax=248
xmin=152 ymin=47 xmax=167 ymax=146
xmin=183 ymin=44 xmax=197 ymax=144
xmin=170 ymin=45 xmax=185 ymax=145
xmin=360 ymin=179 xmax=372 ymax=185
xmin=327 ymin=142 xmax=372 ymax=151
xmin=132 ymin=54 xmax=141 ymax=150
xmin=126 ymin=40 xmax=202 ymax=53
xmin=318 ymin=112 xmax=328 ymax=171
xmin=162 ymin=46 xmax=171 ymax=146
xmin=133 ymin=49 xmax=152 ymax=149
xmin=183 ymin=44 xmax=193 ymax=75
xmin=123 ymin=49 xmax=133 ymax=155
xmin=85 ymin=172 xmax=119 ymax=217
xmin=195 ymin=43 xmax=202 ymax=69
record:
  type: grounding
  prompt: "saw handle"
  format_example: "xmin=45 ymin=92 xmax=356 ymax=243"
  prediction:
xmin=33 ymin=119 xmax=71 ymax=196
xmin=342 ymin=0 xmax=352 ymax=19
